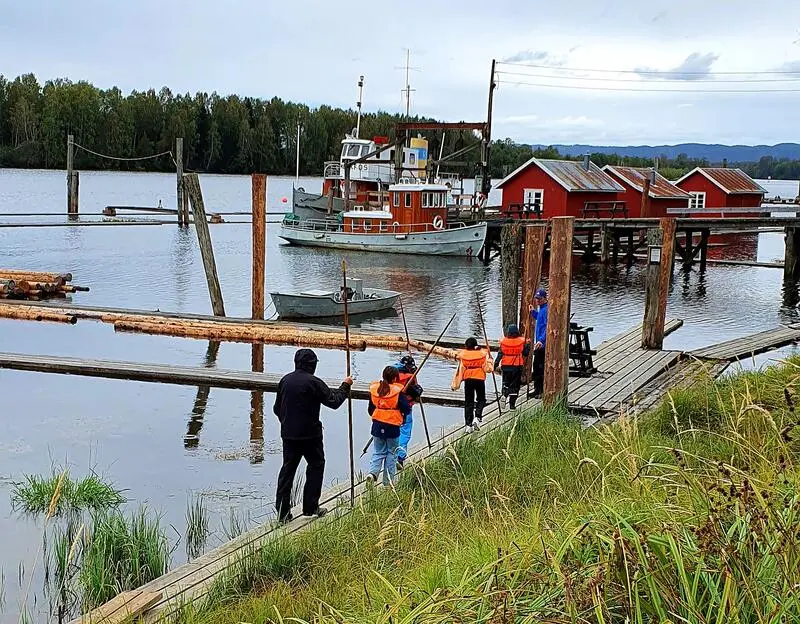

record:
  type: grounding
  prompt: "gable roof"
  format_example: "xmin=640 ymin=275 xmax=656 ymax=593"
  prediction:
xmin=675 ymin=167 xmax=767 ymax=195
xmin=603 ymin=165 xmax=692 ymax=199
xmin=497 ymin=157 xmax=624 ymax=193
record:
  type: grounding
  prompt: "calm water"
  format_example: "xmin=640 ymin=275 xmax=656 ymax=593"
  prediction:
xmin=1 ymin=168 xmax=799 ymax=621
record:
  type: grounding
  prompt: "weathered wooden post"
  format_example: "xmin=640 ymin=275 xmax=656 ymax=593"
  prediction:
xmin=184 ymin=173 xmax=226 ymax=316
xmin=642 ymin=217 xmax=676 ymax=349
xmin=785 ymin=226 xmax=800 ymax=281
xmin=500 ymin=221 xmax=523 ymax=331
xmin=543 ymin=216 xmax=574 ymax=406
xmin=640 ymin=174 xmax=652 ymax=218
xmin=176 ymin=137 xmax=186 ymax=226
xmin=600 ymin=224 xmax=610 ymax=263
xmin=66 ymin=134 xmax=79 ymax=217
xmin=252 ymin=173 xmax=267 ymax=321
xmin=699 ymin=229 xmax=710 ymax=272
xmin=518 ymin=223 xmax=548 ymax=383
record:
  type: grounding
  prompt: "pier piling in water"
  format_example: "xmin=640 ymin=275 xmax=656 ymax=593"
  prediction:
xmin=785 ymin=227 xmax=800 ymax=281
xmin=500 ymin=222 xmax=523 ymax=330
xmin=251 ymin=174 xmax=267 ymax=321
xmin=544 ymin=216 xmax=573 ymax=405
xmin=66 ymin=134 xmax=79 ymax=217
xmin=642 ymin=217 xmax=676 ymax=349
xmin=184 ymin=173 xmax=226 ymax=316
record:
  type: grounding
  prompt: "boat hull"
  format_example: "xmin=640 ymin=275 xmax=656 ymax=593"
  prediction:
xmin=270 ymin=289 xmax=399 ymax=319
xmin=278 ymin=222 xmax=487 ymax=257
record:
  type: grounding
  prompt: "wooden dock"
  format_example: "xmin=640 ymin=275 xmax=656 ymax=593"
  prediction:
xmin=689 ymin=326 xmax=800 ymax=361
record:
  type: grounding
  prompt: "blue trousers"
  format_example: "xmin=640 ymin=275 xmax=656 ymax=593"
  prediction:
xmin=397 ymin=413 xmax=413 ymax=461
xmin=369 ymin=436 xmax=400 ymax=486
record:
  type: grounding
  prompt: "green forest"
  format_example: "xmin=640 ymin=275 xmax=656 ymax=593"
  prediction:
xmin=1 ymin=73 xmax=799 ymax=182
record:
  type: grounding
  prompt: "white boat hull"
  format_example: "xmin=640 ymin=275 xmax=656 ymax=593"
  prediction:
xmin=278 ymin=222 xmax=487 ymax=257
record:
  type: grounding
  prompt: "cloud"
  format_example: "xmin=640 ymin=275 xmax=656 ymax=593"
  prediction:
xmin=501 ymin=49 xmax=566 ymax=66
xmin=635 ymin=52 xmax=719 ymax=81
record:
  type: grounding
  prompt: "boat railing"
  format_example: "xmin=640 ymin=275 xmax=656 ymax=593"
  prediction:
xmin=323 ymin=162 xmax=342 ymax=178
xmin=282 ymin=217 xmax=480 ymax=234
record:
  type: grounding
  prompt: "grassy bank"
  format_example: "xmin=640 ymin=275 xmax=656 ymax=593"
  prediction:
xmin=182 ymin=359 xmax=800 ymax=623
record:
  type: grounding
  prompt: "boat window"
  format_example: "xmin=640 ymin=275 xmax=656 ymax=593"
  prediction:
xmin=409 ymin=153 xmax=416 ymax=165
xmin=379 ymin=220 xmax=388 ymax=232
xmin=422 ymin=192 xmax=429 ymax=208
xmin=363 ymin=219 xmax=371 ymax=231
xmin=347 ymin=144 xmax=361 ymax=157
xmin=404 ymin=193 xmax=412 ymax=208
xmin=393 ymin=191 xmax=400 ymax=207
xmin=361 ymin=145 xmax=371 ymax=156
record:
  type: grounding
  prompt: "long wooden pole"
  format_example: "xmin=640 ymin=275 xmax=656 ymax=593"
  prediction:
xmin=543 ymin=217 xmax=574 ymax=406
xmin=176 ymin=138 xmax=185 ymax=226
xmin=518 ymin=224 xmax=547 ymax=386
xmin=251 ymin=174 xmax=266 ymax=321
xmin=342 ymin=260 xmax=355 ymax=507
xmin=399 ymin=296 xmax=432 ymax=449
xmin=476 ymin=294 xmax=502 ymax=418
xmin=500 ymin=221 xmax=523 ymax=330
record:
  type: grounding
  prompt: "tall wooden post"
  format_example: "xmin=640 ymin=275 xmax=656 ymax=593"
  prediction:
xmin=66 ymin=134 xmax=78 ymax=217
xmin=251 ymin=174 xmax=267 ymax=321
xmin=642 ymin=217 xmax=676 ymax=349
xmin=519 ymin=224 xmax=548 ymax=383
xmin=699 ymin=229 xmax=710 ymax=272
xmin=640 ymin=175 xmax=652 ymax=218
xmin=785 ymin=227 xmax=800 ymax=281
xmin=176 ymin=138 xmax=186 ymax=226
xmin=184 ymin=173 xmax=226 ymax=316
xmin=600 ymin=224 xmax=610 ymax=263
xmin=500 ymin=221 xmax=523 ymax=331
xmin=543 ymin=217 xmax=574 ymax=406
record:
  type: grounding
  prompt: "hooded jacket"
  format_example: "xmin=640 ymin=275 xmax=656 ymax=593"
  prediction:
xmin=273 ymin=349 xmax=350 ymax=440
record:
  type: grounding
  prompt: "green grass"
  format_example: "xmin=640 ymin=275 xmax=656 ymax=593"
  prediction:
xmin=11 ymin=471 xmax=125 ymax=516
xmin=174 ymin=356 xmax=800 ymax=624
xmin=186 ymin=494 xmax=210 ymax=561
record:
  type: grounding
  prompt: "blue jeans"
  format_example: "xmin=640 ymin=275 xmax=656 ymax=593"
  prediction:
xmin=397 ymin=413 xmax=413 ymax=461
xmin=369 ymin=436 xmax=400 ymax=486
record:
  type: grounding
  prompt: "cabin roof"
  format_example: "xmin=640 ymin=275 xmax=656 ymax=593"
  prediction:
xmin=497 ymin=157 xmax=624 ymax=192
xmin=603 ymin=165 xmax=692 ymax=199
xmin=675 ymin=167 xmax=767 ymax=195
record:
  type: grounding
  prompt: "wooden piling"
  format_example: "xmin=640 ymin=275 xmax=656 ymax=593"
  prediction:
xmin=683 ymin=229 xmax=694 ymax=268
xmin=543 ymin=217 xmax=573 ymax=405
xmin=66 ymin=134 xmax=78 ymax=216
xmin=600 ymin=224 xmax=610 ymax=263
xmin=699 ymin=229 xmax=710 ymax=272
xmin=640 ymin=175 xmax=652 ymax=218
xmin=785 ymin=226 xmax=800 ymax=281
xmin=500 ymin=222 xmax=523 ymax=330
xmin=251 ymin=174 xmax=266 ymax=321
xmin=642 ymin=217 xmax=676 ymax=349
xmin=518 ymin=224 xmax=547 ymax=383
xmin=184 ymin=174 xmax=226 ymax=316
xmin=176 ymin=138 xmax=186 ymax=226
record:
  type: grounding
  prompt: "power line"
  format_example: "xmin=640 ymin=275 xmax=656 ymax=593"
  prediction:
xmin=495 ymin=69 xmax=800 ymax=84
xmin=496 ymin=80 xmax=800 ymax=93
xmin=497 ymin=60 xmax=800 ymax=76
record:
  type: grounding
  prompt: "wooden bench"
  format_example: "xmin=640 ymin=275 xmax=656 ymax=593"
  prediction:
xmin=505 ymin=202 xmax=544 ymax=219
xmin=582 ymin=201 xmax=628 ymax=219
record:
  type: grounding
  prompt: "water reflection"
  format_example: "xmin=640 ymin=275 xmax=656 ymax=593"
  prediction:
xmin=184 ymin=341 xmax=221 ymax=448
xmin=250 ymin=343 xmax=265 ymax=464
xmin=171 ymin=228 xmax=195 ymax=310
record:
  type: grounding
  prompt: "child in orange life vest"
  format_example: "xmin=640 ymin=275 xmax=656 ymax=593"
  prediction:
xmin=457 ymin=337 xmax=492 ymax=432
xmin=494 ymin=324 xmax=531 ymax=410
xmin=367 ymin=366 xmax=411 ymax=486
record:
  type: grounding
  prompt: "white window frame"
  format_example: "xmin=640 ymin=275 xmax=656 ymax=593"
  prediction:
xmin=404 ymin=192 xmax=412 ymax=208
xmin=422 ymin=192 xmax=429 ymax=208
xmin=523 ymin=188 xmax=544 ymax=211
xmin=689 ymin=191 xmax=706 ymax=211
xmin=393 ymin=191 xmax=400 ymax=207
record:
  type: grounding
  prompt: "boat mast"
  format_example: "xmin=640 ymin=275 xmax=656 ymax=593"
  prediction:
xmin=295 ymin=115 xmax=302 ymax=181
xmin=355 ymin=75 xmax=364 ymax=138
xmin=400 ymin=49 xmax=416 ymax=118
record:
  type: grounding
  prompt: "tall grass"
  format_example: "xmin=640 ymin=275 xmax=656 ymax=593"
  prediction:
xmin=178 ymin=356 xmax=800 ymax=624
xmin=11 ymin=471 xmax=124 ymax=516
xmin=186 ymin=494 xmax=210 ymax=561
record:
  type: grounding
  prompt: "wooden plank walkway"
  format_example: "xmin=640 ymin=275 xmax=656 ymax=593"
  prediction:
xmin=689 ymin=326 xmax=800 ymax=361
xmin=0 ymin=352 xmax=465 ymax=408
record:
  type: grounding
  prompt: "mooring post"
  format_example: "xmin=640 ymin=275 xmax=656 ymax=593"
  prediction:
xmin=586 ymin=228 xmax=595 ymax=262
xmin=785 ymin=226 xmax=800 ymax=281
xmin=176 ymin=137 xmax=185 ymax=226
xmin=683 ymin=229 xmax=694 ymax=268
xmin=184 ymin=173 xmax=226 ymax=316
xmin=640 ymin=175 xmax=652 ymax=218
xmin=544 ymin=217 xmax=573 ymax=406
xmin=600 ymin=224 xmax=610 ymax=263
xmin=699 ymin=229 xmax=710 ymax=272
xmin=518 ymin=224 xmax=548 ymax=383
xmin=641 ymin=217 xmax=676 ymax=349
xmin=252 ymin=174 xmax=267 ymax=320
xmin=66 ymin=134 xmax=78 ymax=217
xmin=500 ymin=221 xmax=523 ymax=330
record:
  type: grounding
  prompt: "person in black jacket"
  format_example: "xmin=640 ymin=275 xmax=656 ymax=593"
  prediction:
xmin=274 ymin=348 xmax=352 ymax=523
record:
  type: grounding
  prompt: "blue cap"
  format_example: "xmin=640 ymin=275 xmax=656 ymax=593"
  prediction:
xmin=534 ymin=289 xmax=547 ymax=299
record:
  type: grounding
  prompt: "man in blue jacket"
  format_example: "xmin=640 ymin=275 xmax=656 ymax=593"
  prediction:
xmin=529 ymin=289 xmax=548 ymax=398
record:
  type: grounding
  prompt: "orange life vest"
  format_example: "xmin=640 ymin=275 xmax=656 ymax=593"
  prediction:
xmin=459 ymin=348 xmax=488 ymax=381
xmin=369 ymin=382 xmax=404 ymax=426
xmin=500 ymin=336 xmax=526 ymax=367
xmin=397 ymin=371 xmax=416 ymax=406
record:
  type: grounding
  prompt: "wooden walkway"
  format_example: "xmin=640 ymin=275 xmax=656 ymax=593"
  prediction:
xmin=689 ymin=326 xmax=800 ymax=361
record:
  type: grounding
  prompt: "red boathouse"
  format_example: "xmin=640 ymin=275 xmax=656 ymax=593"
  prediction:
xmin=603 ymin=165 xmax=692 ymax=218
xmin=674 ymin=167 xmax=766 ymax=217
xmin=497 ymin=156 xmax=625 ymax=219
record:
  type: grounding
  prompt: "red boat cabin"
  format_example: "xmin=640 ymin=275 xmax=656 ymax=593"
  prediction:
xmin=342 ymin=180 xmax=449 ymax=234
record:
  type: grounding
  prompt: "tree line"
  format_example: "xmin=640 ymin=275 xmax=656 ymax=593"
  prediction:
xmin=1 ymin=73 xmax=798 ymax=182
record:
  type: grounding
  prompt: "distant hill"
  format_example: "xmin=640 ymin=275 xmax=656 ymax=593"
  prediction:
xmin=534 ymin=143 xmax=800 ymax=163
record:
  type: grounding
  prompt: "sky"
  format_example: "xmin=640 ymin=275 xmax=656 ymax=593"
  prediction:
xmin=1 ymin=0 xmax=800 ymax=146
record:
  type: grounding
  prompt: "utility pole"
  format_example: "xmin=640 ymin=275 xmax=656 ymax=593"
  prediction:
xmin=355 ymin=75 xmax=364 ymax=138
xmin=482 ymin=59 xmax=497 ymax=199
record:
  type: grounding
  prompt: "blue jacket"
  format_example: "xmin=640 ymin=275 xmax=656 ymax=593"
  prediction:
xmin=531 ymin=303 xmax=548 ymax=348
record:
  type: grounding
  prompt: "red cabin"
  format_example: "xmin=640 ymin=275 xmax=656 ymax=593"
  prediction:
xmin=342 ymin=181 xmax=449 ymax=234
xmin=675 ymin=167 xmax=766 ymax=217
xmin=603 ymin=166 xmax=692 ymax=218
xmin=497 ymin=157 xmax=625 ymax=219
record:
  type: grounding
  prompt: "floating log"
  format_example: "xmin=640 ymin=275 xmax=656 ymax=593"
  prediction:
xmin=0 ymin=270 xmax=86 ymax=301
xmin=0 ymin=270 xmax=72 ymax=283
xmin=0 ymin=305 xmax=77 ymax=323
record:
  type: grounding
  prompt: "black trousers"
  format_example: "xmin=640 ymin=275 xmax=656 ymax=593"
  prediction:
xmin=501 ymin=366 xmax=523 ymax=408
xmin=276 ymin=436 xmax=325 ymax=519
xmin=532 ymin=349 xmax=545 ymax=396
xmin=464 ymin=378 xmax=486 ymax=426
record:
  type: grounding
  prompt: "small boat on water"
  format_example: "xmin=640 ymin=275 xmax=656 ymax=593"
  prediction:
xmin=270 ymin=279 xmax=399 ymax=319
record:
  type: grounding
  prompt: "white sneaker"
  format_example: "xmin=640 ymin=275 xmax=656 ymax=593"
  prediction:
xmin=472 ymin=420 xmax=481 ymax=431
xmin=465 ymin=424 xmax=474 ymax=433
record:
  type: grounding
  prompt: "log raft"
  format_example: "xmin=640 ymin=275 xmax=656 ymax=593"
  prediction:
xmin=0 ymin=270 xmax=87 ymax=301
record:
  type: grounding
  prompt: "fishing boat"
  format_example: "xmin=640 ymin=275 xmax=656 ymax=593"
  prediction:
xmin=270 ymin=279 xmax=399 ymax=319
xmin=279 ymin=179 xmax=487 ymax=257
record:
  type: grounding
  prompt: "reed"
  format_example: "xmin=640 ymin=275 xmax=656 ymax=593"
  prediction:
xmin=11 ymin=471 xmax=124 ymax=516
xmin=185 ymin=494 xmax=210 ymax=561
